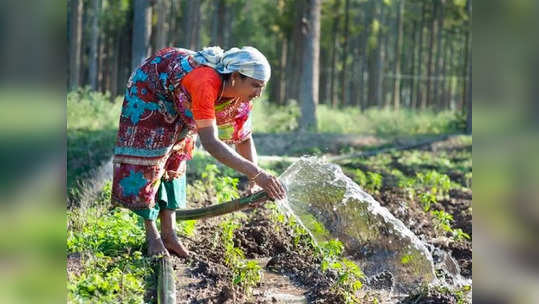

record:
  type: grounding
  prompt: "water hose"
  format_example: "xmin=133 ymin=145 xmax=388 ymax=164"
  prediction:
xmin=175 ymin=190 xmax=270 ymax=221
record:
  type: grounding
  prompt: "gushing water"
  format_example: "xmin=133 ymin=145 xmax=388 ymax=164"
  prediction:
xmin=276 ymin=157 xmax=436 ymax=293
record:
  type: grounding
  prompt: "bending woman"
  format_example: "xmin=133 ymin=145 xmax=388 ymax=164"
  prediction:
xmin=111 ymin=46 xmax=286 ymax=257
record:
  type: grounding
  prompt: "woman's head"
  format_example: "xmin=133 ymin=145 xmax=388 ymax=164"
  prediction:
xmin=221 ymin=72 xmax=265 ymax=102
xmin=193 ymin=46 xmax=270 ymax=102
xmin=193 ymin=46 xmax=269 ymax=80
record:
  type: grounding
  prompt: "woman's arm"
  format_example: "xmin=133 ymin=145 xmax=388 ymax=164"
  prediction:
xmin=197 ymin=120 xmax=285 ymax=200
xmin=235 ymin=136 xmax=258 ymax=165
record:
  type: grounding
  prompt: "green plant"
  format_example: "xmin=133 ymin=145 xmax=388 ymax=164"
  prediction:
xmin=178 ymin=219 xmax=197 ymax=237
xmin=452 ymin=228 xmax=471 ymax=241
xmin=418 ymin=192 xmax=437 ymax=212
xmin=219 ymin=220 xmax=262 ymax=293
xmin=200 ymin=164 xmax=240 ymax=203
xmin=319 ymin=239 xmax=364 ymax=303
xmin=353 ymin=169 xmax=367 ymax=187
xmin=367 ymin=172 xmax=383 ymax=193
xmin=430 ymin=210 xmax=453 ymax=233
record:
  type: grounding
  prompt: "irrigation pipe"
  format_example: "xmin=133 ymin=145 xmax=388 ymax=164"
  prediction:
xmin=175 ymin=190 xmax=270 ymax=220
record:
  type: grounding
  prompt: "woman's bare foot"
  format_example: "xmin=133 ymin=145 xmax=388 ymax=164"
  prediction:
xmin=144 ymin=219 xmax=169 ymax=257
xmin=159 ymin=208 xmax=190 ymax=258
xmin=147 ymin=236 xmax=169 ymax=257
xmin=162 ymin=233 xmax=189 ymax=258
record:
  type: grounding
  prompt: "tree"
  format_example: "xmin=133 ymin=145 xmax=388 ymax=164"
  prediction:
xmin=465 ymin=0 xmax=472 ymax=134
xmin=299 ymin=0 xmax=321 ymax=131
xmin=131 ymin=0 xmax=153 ymax=71
xmin=339 ymin=0 xmax=350 ymax=106
xmin=69 ymin=0 xmax=83 ymax=91
xmin=329 ymin=0 xmax=341 ymax=108
xmin=155 ymin=0 xmax=169 ymax=50
xmin=88 ymin=0 xmax=101 ymax=90
xmin=392 ymin=0 xmax=405 ymax=110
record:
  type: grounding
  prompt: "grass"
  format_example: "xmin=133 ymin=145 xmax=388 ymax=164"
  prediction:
xmin=67 ymin=88 xmax=122 ymax=196
xmin=252 ymin=100 xmax=466 ymax=135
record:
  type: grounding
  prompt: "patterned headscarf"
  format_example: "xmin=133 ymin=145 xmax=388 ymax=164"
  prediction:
xmin=193 ymin=46 xmax=271 ymax=82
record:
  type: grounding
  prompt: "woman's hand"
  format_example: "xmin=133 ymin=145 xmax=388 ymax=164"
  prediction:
xmin=252 ymin=170 xmax=286 ymax=200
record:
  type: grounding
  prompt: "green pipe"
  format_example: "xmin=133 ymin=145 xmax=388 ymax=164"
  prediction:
xmin=175 ymin=190 xmax=270 ymax=221
xmin=157 ymin=256 xmax=175 ymax=304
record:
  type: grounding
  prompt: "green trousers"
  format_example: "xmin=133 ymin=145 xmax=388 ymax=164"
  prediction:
xmin=132 ymin=175 xmax=187 ymax=221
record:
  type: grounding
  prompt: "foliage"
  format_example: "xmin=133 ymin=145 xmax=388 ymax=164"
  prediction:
xmin=67 ymin=183 xmax=153 ymax=303
xmin=430 ymin=210 xmax=470 ymax=241
xmin=352 ymin=169 xmax=383 ymax=194
xmin=67 ymin=89 xmax=122 ymax=194
xmin=252 ymin=104 xmax=466 ymax=136
xmin=251 ymin=98 xmax=300 ymax=133
xmin=219 ymin=220 xmax=262 ymax=293
xmin=67 ymin=251 xmax=153 ymax=303
xmin=319 ymin=239 xmax=364 ymax=303
xmin=178 ymin=220 xmax=197 ymax=237
xmin=200 ymin=164 xmax=240 ymax=203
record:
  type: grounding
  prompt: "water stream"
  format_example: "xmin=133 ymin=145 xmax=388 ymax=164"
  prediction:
xmin=275 ymin=157 xmax=468 ymax=294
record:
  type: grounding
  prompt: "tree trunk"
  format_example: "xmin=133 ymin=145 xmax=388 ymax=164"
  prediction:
xmin=88 ymin=0 xmax=101 ymax=90
xmin=110 ymin=31 xmax=120 ymax=100
xmin=329 ymin=0 xmax=341 ymax=108
xmin=299 ymin=0 xmax=321 ymax=132
xmin=156 ymin=0 xmax=169 ymax=50
xmin=169 ymin=0 xmax=178 ymax=45
xmin=217 ymin=0 xmax=226 ymax=46
xmin=440 ymin=31 xmax=449 ymax=110
xmin=392 ymin=0 xmax=405 ymax=111
xmin=465 ymin=0 xmax=472 ymax=134
xmin=410 ymin=20 xmax=418 ymax=109
xmin=191 ymin=1 xmax=202 ymax=50
xmin=132 ymin=0 xmax=153 ymax=71
xmin=415 ymin=1 xmax=426 ymax=110
xmin=69 ymin=0 xmax=83 ymax=91
xmin=340 ymin=0 xmax=350 ymax=107
xmin=433 ymin=0 xmax=445 ymax=110
xmin=285 ymin=0 xmax=305 ymax=104
xmin=375 ymin=2 xmax=386 ymax=108
xmin=426 ymin=0 xmax=437 ymax=109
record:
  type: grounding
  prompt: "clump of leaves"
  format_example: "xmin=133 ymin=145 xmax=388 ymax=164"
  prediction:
xmin=353 ymin=169 xmax=383 ymax=194
xmin=418 ymin=191 xmax=437 ymax=212
xmin=430 ymin=210 xmax=471 ymax=241
xmin=219 ymin=220 xmax=262 ymax=293
xmin=319 ymin=239 xmax=364 ymax=303
xmin=201 ymin=164 xmax=239 ymax=203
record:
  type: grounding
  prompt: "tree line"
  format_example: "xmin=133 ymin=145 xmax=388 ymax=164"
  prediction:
xmin=68 ymin=0 xmax=471 ymax=131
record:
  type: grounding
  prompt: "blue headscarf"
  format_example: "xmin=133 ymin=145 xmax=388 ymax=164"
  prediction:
xmin=193 ymin=46 xmax=271 ymax=82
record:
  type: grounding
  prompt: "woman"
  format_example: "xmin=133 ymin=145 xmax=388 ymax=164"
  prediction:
xmin=111 ymin=46 xmax=286 ymax=257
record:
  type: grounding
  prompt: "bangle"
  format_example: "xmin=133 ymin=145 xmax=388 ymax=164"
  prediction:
xmin=249 ymin=170 xmax=263 ymax=182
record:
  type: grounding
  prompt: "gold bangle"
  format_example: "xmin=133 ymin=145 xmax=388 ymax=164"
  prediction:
xmin=249 ymin=170 xmax=263 ymax=182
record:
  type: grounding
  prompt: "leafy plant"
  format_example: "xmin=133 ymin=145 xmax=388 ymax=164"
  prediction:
xmin=452 ymin=228 xmax=471 ymax=241
xmin=219 ymin=220 xmax=262 ymax=293
xmin=319 ymin=239 xmax=364 ymax=303
xmin=430 ymin=210 xmax=453 ymax=233
xmin=178 ymin=219 xmax=197 ymax=237
xmin=418 ymin=192 xmax=437 ymax=212
xmin=367 ymin=172 xmax=383 ymax=193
